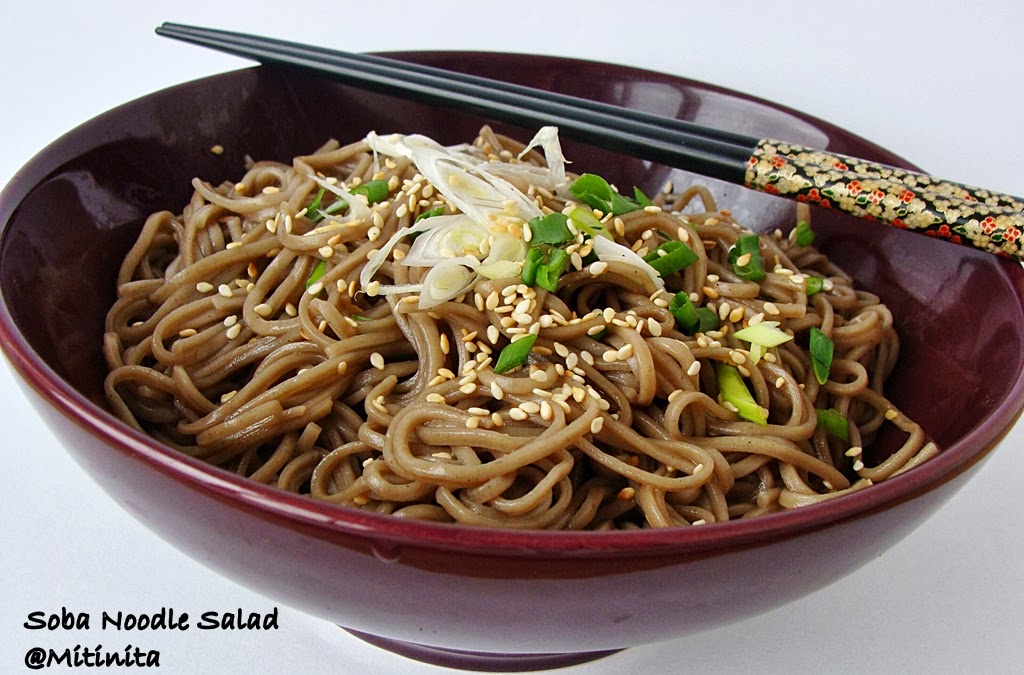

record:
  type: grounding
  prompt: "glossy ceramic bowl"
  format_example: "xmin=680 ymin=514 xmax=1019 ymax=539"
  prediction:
xmin=2 ymin=54 xmax=1023 ymax=670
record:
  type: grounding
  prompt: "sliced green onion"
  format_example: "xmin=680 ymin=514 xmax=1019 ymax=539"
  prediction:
xmin=642 ymin=241 xmax=698 ymax=277
xmin=415 ymin=206 xmax=445 ymax=222
xmin=795 ymin=219 xmax=815 ymax=247
xmin=350 ymin=179 xmax=389 ymax=204
xmin=728 ymin=234 xmax=766 ymax=282
xmin=668 ymin=292 xmax=699 ymax=331
xmin=493 ymin=334 xmax=537 ymax=374
xmin=312 ymin=179 xmax=391 ymax=223
xmin=695 ymin=307 xmax=719 ymax=333
xmin=568 ymin=173 xmax=648 ymax=216
xmin=535 ymin=248 xmax=569 ymax=292
xmin=809 ymin=327 xmax=834 ymax=385
xmin=305 ymin=188 xmax=327 ymax=222
xmin=815 ymin=408 xmax=850 ymax=442
xmin=528 ymin=213 xmax=573 ymax=245
xmin=715 ymin=363 xmax=767 ymax=425
xmin=521 ymin=246 xmax=544 ymax=286
xmin=351 ymin=314 xmax=372 ymax=322
xmin=733 ymin=321 xmax=794 ymax=365
xmin=306 ymin=260 xmax=327 ymax=289
xmin=568 ymin=207 xmax=613 ymax=240
xmin=805 ymin=276 xmax=824 ymax=296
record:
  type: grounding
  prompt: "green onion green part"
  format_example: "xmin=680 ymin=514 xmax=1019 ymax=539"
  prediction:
xmin=535 ymin=248 xmax=569 ymax=292
xmin=795 ymin=219 xmax=815 ymax=247
xmin=695 ymin=307 xmax=719 ymax=333
xmin=350 ymin=179 xmax=389 ymax=204
xmin=528 ymin=213 xmax=574 ymax=245
xmin=815 ymin=408 xmax=850 ymax=442
xmin=809 ymin=327 xmax=834 ymax=385
xmin=568 ymin=173 xmax=650 ymax=216
xmin=306 ymin=188 xmax=326 ymax=222
xmin=415 ymin=206 xmax=445 ymax=222
xmin=727 ymin=234 xmax=766 ymax=282
xmin=668 ymin=292 xmax=699 ymax=331
xmin=715 ymin=362 xmax=767 ymax=425
xmin=805 ymin=276 xmax=824 ymax=296
xmin=643 ymin=241 xmax=698 ymax=277
xmin=568 ymin=207 xmax=613 ymax=240
xmin=521 ymin=246 xmax=544 ymax=286
xmin=493 ymin=334 xmax=538 ymax=374
xmin=306 ymin=260 xmax=327 ymax=289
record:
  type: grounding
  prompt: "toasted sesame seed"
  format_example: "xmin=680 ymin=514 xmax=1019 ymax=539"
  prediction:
xmin=845 ymin=446 xmax=863 ymax=457
xmin=459 ymin=383 xmax=478 ymax=395
xmin=491 ymin=412 xmax=504 ymax=427
xmin=370 ymin=352 xmax=385 ymax=370
xmin=426 ymin=393 xmax=446 ymax=404
xmin=223 ymin=315 xmax=238 ymax=328
xmin=617 ymin=486 xmax=636 ymax=500
xmin=853 ymin=460 xmax=865 ymax=471
xmin=226 ymin=323 xmax=242 ymax=340
xmin=602 ymin=350 xmax=619 ymax=363
xmin=217 ymin=284 xmax=233 ymax=298
xmin=737 ymin=366 xmax=751 ymax=377
xmin=509 ymin=408 xmax=528 ymax=421
xmin=540 ymin=401 xmax=553 ymax=420
xmin=775 ymin=376 xmax=786 ymax=389
xmin=468 ymin=406 xmax=490 ymax=416
xmin=520 ymin=401 xmax=541 ymax=414
xmin=703 ymin=286 xmax=719 ymax=299
xmin=196 ymin=282 xmax=214 ymax=293
xmin=367 ymin=226 xmax=382 ymax=242
xmin=587 ymin=325 xmax=606 ymax=336
xmin=365 ymin=280 xmax=381 ymax=297
xmin=220 ymin=390 xmax=237 ymax=403
xmin=729 ymin=307 xmax=745 ymax=323
xmin=763 ymin=301 xmax=780 ymax=315
xmin=735 ymin=253 xmax=752 ymax=267
xmin=719 ymin=302 xmax=731 ymax=321
xmin=693 ymin=463 xmax=704 ymax=474
xmin=466 ymin=417 xmax=480 ymax=429
xmin=668 ymin=389 xmax=684 ymax=402
xmin=178 ymin=328 xmax=197 ymax=338
xmin=490 ymin=381 xmax=505 ymax=400
xmin=601 ymin=307 xmax=615 ymax=323
xmin=616 ymin=344 xmax=634 ymax=360
xmin=580 ymin=351 xmax=595 ymax=365
xmin=885 ymin=409 xmax=898 ymax=420
xmin=254 ymin=303 xmax=273 ymax=317
xmin=643 ymin=205 xmax=662 ymax=214
xmin=307 ymin=281 xmax=324 ymax=296
xmin=687 ymin=361 xmax=701 ymax=377
xmin=590 ymin=417 xmax=605 ymax=434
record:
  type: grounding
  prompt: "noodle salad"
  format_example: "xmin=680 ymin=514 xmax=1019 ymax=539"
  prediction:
xmin=103 ymin=126 xmax=936 ymax=529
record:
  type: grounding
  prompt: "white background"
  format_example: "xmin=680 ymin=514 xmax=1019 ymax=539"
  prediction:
xmin=1 ymin=1 xmax=1022 ymax=673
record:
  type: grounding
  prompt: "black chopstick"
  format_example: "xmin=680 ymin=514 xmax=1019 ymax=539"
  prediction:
xmin=155 ymin=22 xmax=1024 ymax=261
xmin=156 ymin=22 xmax=756 ymax=184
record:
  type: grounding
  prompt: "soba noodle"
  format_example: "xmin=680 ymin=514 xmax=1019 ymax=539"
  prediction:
xmin=102 ymin=126 xmax=937 ymax=529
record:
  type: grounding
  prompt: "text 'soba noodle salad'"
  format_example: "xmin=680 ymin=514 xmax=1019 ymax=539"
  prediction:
xmin=103 ymin=126 xmax=937 ymax=529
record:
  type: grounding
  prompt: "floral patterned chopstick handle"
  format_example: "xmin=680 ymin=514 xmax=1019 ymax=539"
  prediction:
xmin=744 ymin=139 xmax=1023 ymax=260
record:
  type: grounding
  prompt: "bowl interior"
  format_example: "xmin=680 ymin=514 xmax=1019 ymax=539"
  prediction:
xmin=2 ymin=56 xmax=1023 ymax=531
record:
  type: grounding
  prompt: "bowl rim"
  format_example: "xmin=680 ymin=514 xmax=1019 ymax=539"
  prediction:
xmin=2 ymin=56 xmax=1023 ymax=557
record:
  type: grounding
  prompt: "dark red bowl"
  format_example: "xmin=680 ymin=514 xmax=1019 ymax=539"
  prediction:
xmin=2 ymin=54 xmax=1022 ymax=666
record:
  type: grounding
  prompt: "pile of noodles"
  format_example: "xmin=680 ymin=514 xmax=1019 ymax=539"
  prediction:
xmin=103 ymin=126 xmax=937 ymax=529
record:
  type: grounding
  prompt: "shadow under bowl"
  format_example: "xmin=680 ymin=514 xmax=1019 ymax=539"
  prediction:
xmin=1 ymin=54 xmax=1023 ymax=669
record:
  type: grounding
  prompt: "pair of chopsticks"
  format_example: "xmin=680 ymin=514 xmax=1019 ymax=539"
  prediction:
xmin=156 ymin=22 xmax=1023 ymax=261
